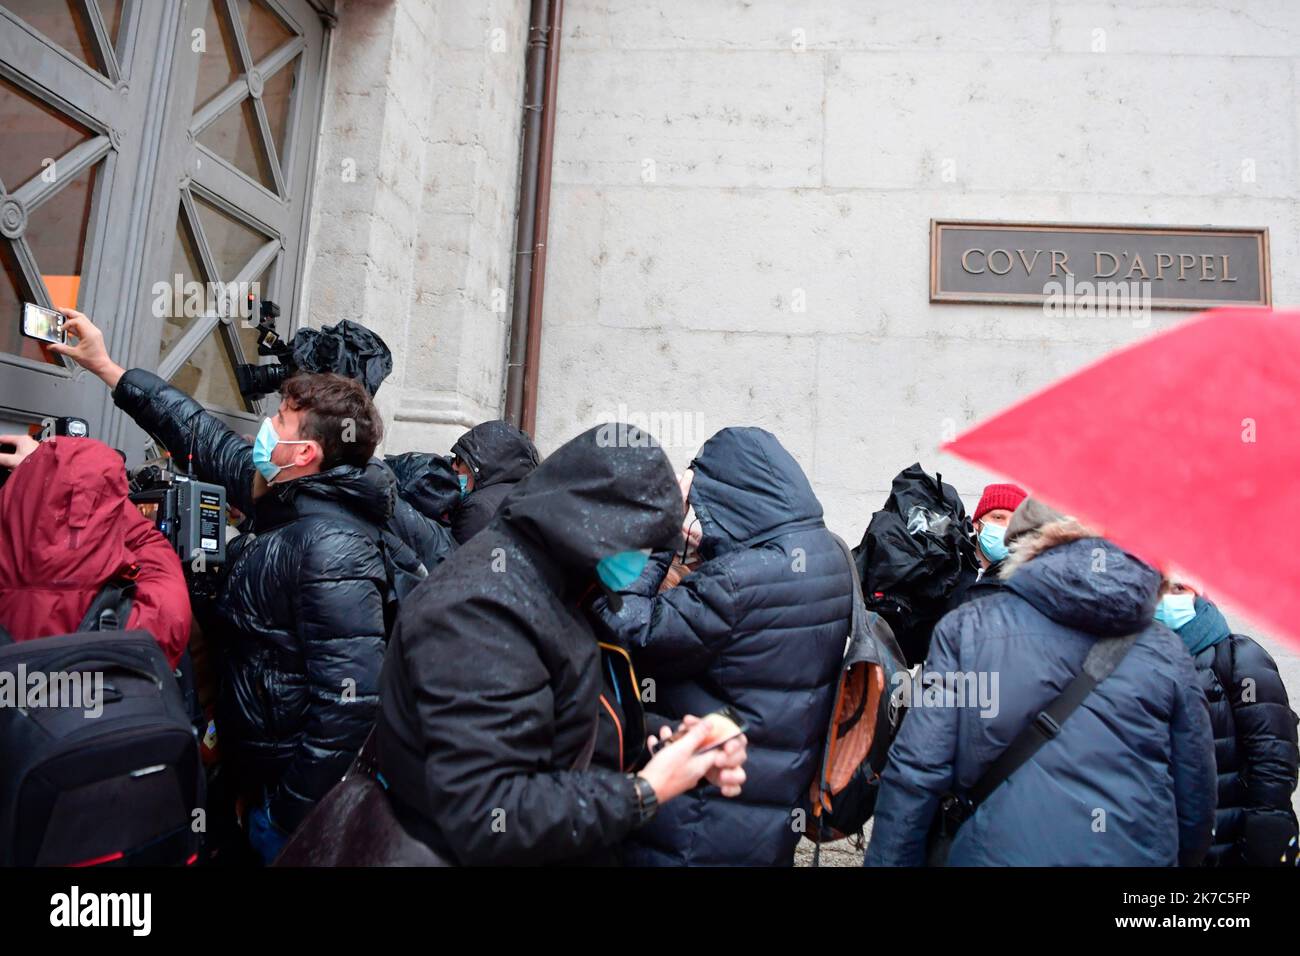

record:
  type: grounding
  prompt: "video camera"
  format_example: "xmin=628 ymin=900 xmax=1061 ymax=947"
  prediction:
xmin=233 ymin=302 xmax=395 ymax=401
xmin=129 ymin=449 xmax=227 ymax=594
xmin=234 ymin=296 xmax=291 ymax=399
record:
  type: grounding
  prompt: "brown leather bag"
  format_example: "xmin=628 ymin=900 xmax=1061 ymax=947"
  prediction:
xmin=273 ymin=729 xmax=449 ymax=867
xmin=273 ymin=720 xmax=600 ymax=867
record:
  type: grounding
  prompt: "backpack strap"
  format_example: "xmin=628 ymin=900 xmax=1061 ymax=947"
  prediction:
xmin=832 ymin=533 xmax=866 ymax=651
xmin=966 ymin=631 xmax=1140 ymax=810
xmin=77 ymin=567 xmax=139 ymax=632
xmin=830 ymin=532 xmax=907 ymax=668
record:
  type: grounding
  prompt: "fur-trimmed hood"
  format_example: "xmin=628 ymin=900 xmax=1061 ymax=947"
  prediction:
xmin=999 ymin=519 xmax=1161 ymax=637
xmin=1000 ymin=516 xmax=1095 ymax=579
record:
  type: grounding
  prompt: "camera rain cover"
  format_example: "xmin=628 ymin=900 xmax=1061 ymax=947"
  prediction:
xmin=852 ymin=463 xmax=974 ymax=603
xmin=289 ymin=320 xmax=393 ymax=397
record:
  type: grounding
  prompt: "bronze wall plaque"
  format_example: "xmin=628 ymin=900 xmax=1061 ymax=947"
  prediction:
xmin=930 ymin=220 xmax=1270 ymax=309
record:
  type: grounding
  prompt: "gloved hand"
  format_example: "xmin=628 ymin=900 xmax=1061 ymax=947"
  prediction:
xmin=247 ymin=803 xmax=289 ymax=866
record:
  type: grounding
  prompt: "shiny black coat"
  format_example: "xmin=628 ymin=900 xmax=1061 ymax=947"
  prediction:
xmin=383 ymin=452 xmax=459 ymax=572
xmin=449 ymin=420 xmax=539 ymax=543
xmin=595 ymin=427 xmax=850 ymax=866
xmin=113 ymin=369 xmax=391 ymax=829
xmin=386 ymin=452 xmax=460 ymax=522
xmin=377 ymin=424 xmax=681 ymax=865
xmin=1180 ymin=601 xmax=1299 ymax=865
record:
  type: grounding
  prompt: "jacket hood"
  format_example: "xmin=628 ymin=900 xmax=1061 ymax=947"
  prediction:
xmin=260 ymin=457 xmax=396 ymax=527
xmin=688 ymin=427 xmax=823 ymax=556
xmin=1001 ymin=519 xmax=1160 ymax=636
xmin=0 ymin=437 xmax=138 ymax=585
xmin=497 ymin=424 xmax=682 ymax=575
xmin=385 ymin=451 xmax=461 ymax=520
xmin=451 ymin=420 xmax=539 ymax=490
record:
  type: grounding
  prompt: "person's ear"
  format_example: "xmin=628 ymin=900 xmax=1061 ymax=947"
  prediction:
xmin=295 ymin=440 xmax=322 ymax=469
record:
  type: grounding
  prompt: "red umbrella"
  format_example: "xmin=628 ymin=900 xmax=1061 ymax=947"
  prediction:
xmin=944 ymin=308 xmax=1300 ymax=647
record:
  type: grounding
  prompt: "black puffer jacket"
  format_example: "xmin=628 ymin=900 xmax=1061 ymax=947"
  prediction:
xmin=594 ymin=427 xmax=850 ymax=866
xmin=1174 ymin=597 xmax=1299 ymax=866
xmin=948 ymin=559 xmax=1008 ymax=610
xmin=377 ymin=424 xmax=682 ymax=865
xmin=386 ymin=451 xmax=461 ymax=523
xmin=449 ymin=420 xmax=539 ymax=543
xmin=113 ymin=370 xmax=391 ymax=829
xmin=384 ymin=451 xmax=458 ymax=570
xmin=114 ymin=370 xmax=445 ymax=586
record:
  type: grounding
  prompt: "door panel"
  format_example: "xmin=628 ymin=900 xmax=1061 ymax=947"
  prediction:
xmin=124 ymin=0 xmax=327 ymax=443
xmin=0 ymin=0 xmax=169 ymax=438
xmin=0 ymin=0 xmax=329 ymax=455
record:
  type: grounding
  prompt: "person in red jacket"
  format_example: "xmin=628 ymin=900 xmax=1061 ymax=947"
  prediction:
xmin=0 ymin=434 xmax=190 ymax=665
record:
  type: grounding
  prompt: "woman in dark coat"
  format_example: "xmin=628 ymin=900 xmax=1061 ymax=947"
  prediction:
xmin=1157 ymin=581 xmax=1299 ymax=865
xmin=595 ymin=426 xmax=851 ymax=866
xmin=377 ymin=424 xmax=747 ymax=866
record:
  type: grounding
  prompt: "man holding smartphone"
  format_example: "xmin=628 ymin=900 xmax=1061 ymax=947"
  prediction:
xmin=50 ymin=308 xmax=392 ymax=863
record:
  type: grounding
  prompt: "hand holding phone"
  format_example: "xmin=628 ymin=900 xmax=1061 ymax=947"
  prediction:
xmin=21 ymin=303 xmax=66 ymax=345
xmin=653 ymin=708 xmax=748 ymax=754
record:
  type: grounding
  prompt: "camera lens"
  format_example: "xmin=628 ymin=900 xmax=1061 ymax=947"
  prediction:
xmin=234 ymin=362 xmax=289 ymax=398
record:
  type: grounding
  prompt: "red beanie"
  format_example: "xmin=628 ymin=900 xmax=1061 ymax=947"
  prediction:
xmin=973 ymin=483 xmax=1028 ymax=522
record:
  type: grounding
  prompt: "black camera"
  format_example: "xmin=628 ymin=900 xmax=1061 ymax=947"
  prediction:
xmin=234 ymin=296 xmax=293 ymax=399
xmin=129 ymin=454 xmax=227 ymax=588
xmin=49 ymin=416 xmax=90 ymax=438
xmin=0 ymin=417 xmax=93 ymax=488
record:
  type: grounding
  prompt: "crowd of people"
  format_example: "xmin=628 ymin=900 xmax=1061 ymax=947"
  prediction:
xmin=0 ymin=306 xmax=1296 ymax=867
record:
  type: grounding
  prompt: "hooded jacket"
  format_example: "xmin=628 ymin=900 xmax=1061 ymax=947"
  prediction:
xmin=449 ymin=420 xmax=540 ymax=544
xmin=865 ymin=519 xmax=1216 ymax=867
xmin=111 ymin=369 xmax=392 ymax=830
xmin=594 ymin=427 xmax=850 ymax=866
xmin=377 ymin=424 xmax=682 ymax=866
xmin=1173 ymin=597 xmax=1298 ymax=866
xmin=386 ymin=452 xmax=461 ymax=523
xmin=0 ymin=437 xmax=190 ymax=665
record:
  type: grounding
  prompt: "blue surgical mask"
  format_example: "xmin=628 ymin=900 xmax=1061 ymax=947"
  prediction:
xmin=251 ymin=417 xmax=311 ymax=483
xmin=596 ymin=549 xmax=651 ymax=592
xmin=1155 ymin=592 xmax=1197 ymax=631
xmin=977 ymin=521 xmax=1009 ymax=563
xmin=457 ymin=473 xmax=469 ymax=498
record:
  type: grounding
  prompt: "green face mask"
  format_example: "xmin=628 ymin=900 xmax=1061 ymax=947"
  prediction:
xmin=596 ymin=549 xmax=651 ymax=591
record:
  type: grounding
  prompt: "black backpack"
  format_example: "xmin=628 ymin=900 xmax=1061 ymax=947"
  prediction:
xmin=852 ymin=464 xmax=977 ymax=665
xmin=0 ymin=578 xmax=204 ymax=867
xmin=807 ymin=534 xmax=909 ymax=860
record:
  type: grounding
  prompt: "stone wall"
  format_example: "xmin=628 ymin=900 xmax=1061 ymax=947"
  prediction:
xmin=299 ymin=0 xmax=530 ymax=453
xmin=533 ymin=0 xmax=1300 ymax=718
xmin=537 ymin=0 xmax=1300 ymax=533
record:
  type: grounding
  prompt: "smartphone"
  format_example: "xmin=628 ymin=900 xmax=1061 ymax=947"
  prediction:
xmin=657 ymin=707 xmax=748 ymax=754
xmin=21 ymin=302 xmax=66 ymax=346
